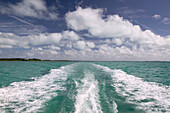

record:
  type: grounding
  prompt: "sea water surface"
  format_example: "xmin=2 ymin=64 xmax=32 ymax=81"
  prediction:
xmin=0 ymin=61 xmax=169 ymax=113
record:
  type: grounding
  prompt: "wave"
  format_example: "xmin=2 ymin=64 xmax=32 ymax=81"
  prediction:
xmin=74 ymin=70 xmax=102 ymax=113
xmin=0 ymin=64 xmax=73 ymax=113
xmin=94 ymin=64 xmax=170 ymax=112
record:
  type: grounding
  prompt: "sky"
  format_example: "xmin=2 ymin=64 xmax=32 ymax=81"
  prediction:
xmin=0 ymin=0 xmax=170 ymax=61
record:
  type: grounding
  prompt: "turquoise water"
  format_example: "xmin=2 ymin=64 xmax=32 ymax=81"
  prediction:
xmin=0 ymin=61 xmax=169 ymax=113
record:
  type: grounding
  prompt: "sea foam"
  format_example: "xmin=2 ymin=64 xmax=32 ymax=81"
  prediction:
xmin=94 ymin=64 xmax=170 ymax=112
xmin=74 ymin=70 xmax=102 ymax=113
xmin=0 ymin=64 xmax=73 ymax=113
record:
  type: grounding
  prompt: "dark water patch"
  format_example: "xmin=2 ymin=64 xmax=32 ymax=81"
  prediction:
xmin=139 ymin=98 xmax=156 ymax=103
xmin=24 ymin=78 xmax=35 ymax=82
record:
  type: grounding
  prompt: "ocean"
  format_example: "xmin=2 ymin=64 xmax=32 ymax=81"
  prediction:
xmin=0 ymin=61 xmax=169 ymax=113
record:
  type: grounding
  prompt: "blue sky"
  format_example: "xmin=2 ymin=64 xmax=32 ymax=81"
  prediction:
xmin=0 ymin=0 xmax=170 ymax=60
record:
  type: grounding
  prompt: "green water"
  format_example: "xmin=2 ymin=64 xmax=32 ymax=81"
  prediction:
xmin=0 ymin=61 xmax=73 ymax=88
xmin=0 ymin=61 xmax=169 ymax=113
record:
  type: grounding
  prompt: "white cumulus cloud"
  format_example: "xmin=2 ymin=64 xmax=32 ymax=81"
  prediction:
xmin=74 ymin=40 xmax=95 ymax=50
xmin=27 ymin=33 xmax=62 ymax=45
xmin=75 ymin=41 xmax=86 ymax=50
xmin=62 ymin=30 xmax=80 ymax=41
xmin=0 ymin=31 xmax=81 ymax=48
xmin=66 ymin=7 xmax=170 ymax=48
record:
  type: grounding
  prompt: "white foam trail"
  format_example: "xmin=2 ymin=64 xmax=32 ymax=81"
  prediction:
xmin=94 ymin=64 xmax=170 ymax=113
xmin=112 ymin=101 xmax=118 ymax=113
xmin=74 ymin=70 xmax=102 ymax=113
xmin=0 ymin=64 xmax=73 ymax=113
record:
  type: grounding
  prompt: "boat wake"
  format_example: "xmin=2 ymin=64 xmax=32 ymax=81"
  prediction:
xmin=94 ymin=64 xmax=170 ymax=112
xmin=0 ymin=63 xmax=169 ymax=113
xmin=0 ymin=64 xmax=73 ymax=113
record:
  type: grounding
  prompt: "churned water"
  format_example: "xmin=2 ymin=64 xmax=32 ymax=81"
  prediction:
xmin=0 ymin=61 xmax=169 ymax=113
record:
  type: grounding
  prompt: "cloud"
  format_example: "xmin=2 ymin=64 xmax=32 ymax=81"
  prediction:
xmin=165 ymin=35 xmax=170 ymax=38
xmin=152 ymin=14 xmax=161 ymax=19
xmin=0 ymin=21 xmax=47 ymax=35
xmin=27 ymin=33 xmax=63 ymax=45
xmin=44 ymin=45 xmax=61 ymax=50
xmin=62 ymin=30 xmax=80 ymax=41
xmin=0 ymin=32 xmax=28 ymax=48
xmin=117 ymin=7 xmax=145 ymax=19
xmin=75 ymin=41 xmax=86 ymax=50
xmin=152 ymin=15 xmax=170 ymax=24
xmin=0 ymin=45 xmax=13 ymax=48
xmin=66 ymin=7 xmax=103 ymax=31
xmin=66 ymin=7 xmax=170 ymax=48
xmin=0 ymin=30 xmax=81 ymax=48
xmin=0 ymin=7 xmax=170 ymax=61
xmin=112 ymin=38 xmax=122 ymax=46
xmin=0 ymin=0 xmax=58 ymax=20
xmin=151 ymin=14 xmax=170 ymax=24
xmin=0 ymin=30 xmax=170 ymax=61
xmin=162 ymin=18 xmax=170 ymax=24
xmin=74 ymin=41 xmax=95 ymax=50
xmin=117 ymin=7 xmax=145 ymax=15
xmin=86 ymin=42 xmax=95 ymax=48
xmin=9 ymin=16 xmax=34 ymax=26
